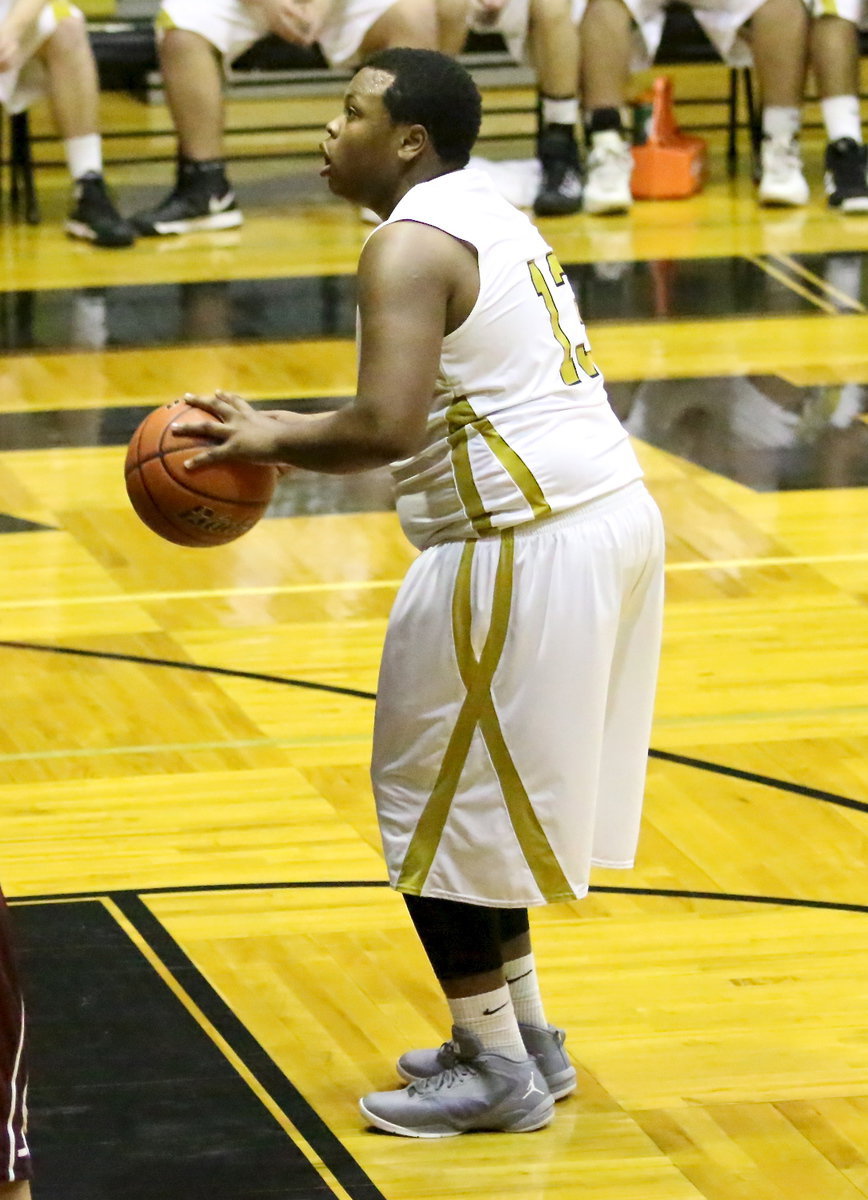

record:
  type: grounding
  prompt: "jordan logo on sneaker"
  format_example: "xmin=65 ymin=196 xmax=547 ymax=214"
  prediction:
xmin=482 ymin=1001 xmax=508 ymax=1015
xmin=523 ymin=1075 xmax=545 ymax=1100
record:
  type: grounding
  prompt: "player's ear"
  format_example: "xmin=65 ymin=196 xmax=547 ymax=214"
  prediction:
xmin=398 ymin=123 xmax=428 ymax=162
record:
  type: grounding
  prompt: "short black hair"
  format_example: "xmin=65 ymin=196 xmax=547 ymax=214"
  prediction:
xmin=362 ymin=48 xmax=482 ymax=168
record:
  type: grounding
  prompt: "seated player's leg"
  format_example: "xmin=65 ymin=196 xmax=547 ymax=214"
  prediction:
xmin=529 ymin=0 xmax=583 ymax=215
xmin=132 ymin=1 xmax=260 ymax=235
xmin=580 ymin=0 xmax=642 ymax=213
xmin=734 ymin=0 xmax=811 ymax=205
xmin=435 ymin=0 xmax=471 ymax=54
xmin=18 ymin=4 xmax=134 ymax=245
xmin=355 ymin=0 xmax=440 ymax=59
xmin=808 ymin=4 xmax=868 ymax=212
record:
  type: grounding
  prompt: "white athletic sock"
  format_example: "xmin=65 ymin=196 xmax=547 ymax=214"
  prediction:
xmin=64 ymin=134 xmax=102 ymax=181
xmin=762 ymin=106 xmax=801 ymax=143
xmin=504 ymin=952 xmax=548 ymax=1029
xmin=542 ymin=96 xmax=579 ymax=128
xmin=448 ymin=986 xmax=527 ymax=1061
xmin=820 ymin=95 xmax=862 ymax=144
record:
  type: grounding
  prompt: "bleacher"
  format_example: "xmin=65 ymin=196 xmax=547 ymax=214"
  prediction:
xmin=2 ymin=1 xmax=867 ymax=223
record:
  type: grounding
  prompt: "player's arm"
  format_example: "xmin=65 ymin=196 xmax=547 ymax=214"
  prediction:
xmin=178 ymin=221 xmax=468 ymax=473
xmin=0 ymin=0 xmax=50 ymax=68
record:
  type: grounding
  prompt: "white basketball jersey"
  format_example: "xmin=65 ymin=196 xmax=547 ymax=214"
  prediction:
xmin=375 ymin=169 xmax=643 ymax=549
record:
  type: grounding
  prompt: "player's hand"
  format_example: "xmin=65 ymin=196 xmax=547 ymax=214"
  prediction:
xmin=472 ymin=0 xmax=506 ymax=24
xmin=257 ymin=0 xmax=325 ymax=45
xmin=174 ymin=390 xmax=291 ymax=469
xmin=0 ymin=27 xmax=21 ymax=71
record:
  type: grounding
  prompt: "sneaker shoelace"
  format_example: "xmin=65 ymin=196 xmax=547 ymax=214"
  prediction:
xmin=410 ymin=1060 xmax=477 ymax=1094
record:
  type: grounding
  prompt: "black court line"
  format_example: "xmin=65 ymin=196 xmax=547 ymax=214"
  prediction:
xmin=648 ymin=748 xmax=868 ymax=815
xmin=11 ymin=880 xmax=866 ymax=917
xmin=15 ymin=897 xmax=369 ymax=1200
xmin=3 ymin=638 xmax=868 ymax=818
xmin=0 ymin=639 xmax=377 ymax=702
xmin=112 ymin=893 xmax=388 ymax=1200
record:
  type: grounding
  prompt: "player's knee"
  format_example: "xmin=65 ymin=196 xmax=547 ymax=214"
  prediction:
xmin=46 ymin=6 xmax=88 ymax=53
xmin=159 ymin=26 xmax=218 ymax=72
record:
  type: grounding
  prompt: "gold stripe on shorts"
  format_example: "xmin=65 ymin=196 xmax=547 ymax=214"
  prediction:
xmin=51 ymin=2 xmax=75 ymax=19
xmin=397 ymin=533 xmax=574 ymax=901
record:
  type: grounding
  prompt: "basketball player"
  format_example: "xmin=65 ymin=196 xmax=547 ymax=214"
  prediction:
xmin=131 ymin=0 xmax=466 ymax=236
xmin=578 ymin=0 xmax=810 ymax=212
xmin=0 ymin=887 xmax=30 ymax=1197
xmin=0 ymin=0 xmax=135 ymax=245
xmin=175 ymin=48 xmax=665 ymax=1136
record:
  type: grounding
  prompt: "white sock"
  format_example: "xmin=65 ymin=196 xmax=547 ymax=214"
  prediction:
xmin=820 ymin=95 xmax=862 ymax=144
xmin=542 ymin=96 xmax=579 ymax=128
xmin=762 ymin=106 xmax=801 ymax=143
xmin=504 ymin=952 xmax=548 ymax=1029
xmin=64 ymin=134 xmax=102 ymax=181
xmin=448 ymin=985 xmax=526 ymax=1061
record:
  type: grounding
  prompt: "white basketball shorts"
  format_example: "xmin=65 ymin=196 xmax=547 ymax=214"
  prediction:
xmin=158 ymin=0 xmax=400 ymax=69
xmin=0 ymin=2 xmax=83 ymax=114
xmin=372 ymin=481 xmax=665 ymax=908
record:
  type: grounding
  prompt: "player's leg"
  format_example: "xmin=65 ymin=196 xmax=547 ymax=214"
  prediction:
xmin=355 ymin=0 xmax=440 ymax=57
xmin=0 ymin=1184 xmax=31 ymax=1198
xmin=810 ymin=8 xmax=868 ymax=212
xmin=360 ymin=896 xmax=554 ymax=1137
xmin=529 ymin=0 xmax=583 ymax=215
xmin=745 ymin=0 xmax=811 ymax=205
xmin=34 ymin=6 xmax=134 ymax=245
xmin=580 ymin=0 xmax=637 ymax=212
xmin=132 ymin=2 xmax=256 ymax=235
xmin=434 ymin=0 xmax=470 ymax=54
xmin=396 ymin=905 xmax=577 ymax=1099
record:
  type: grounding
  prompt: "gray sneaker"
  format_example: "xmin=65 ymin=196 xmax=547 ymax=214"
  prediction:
xmin=361 ymin=1026 xmax=554 ymax=1138
xmin=397 ymin=1021 xmax=577 ymax=1100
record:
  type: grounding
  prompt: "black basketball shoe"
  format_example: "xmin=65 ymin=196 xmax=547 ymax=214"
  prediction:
xmin=132 ymin=159 xmax=243 ymax=236
xmin=824 ymin=138 xmax=868 ymax=214
xmin=534 ymin=126 xmax=583 ymax=217
xmin=65 ymin=172 xmax=136 ymax=248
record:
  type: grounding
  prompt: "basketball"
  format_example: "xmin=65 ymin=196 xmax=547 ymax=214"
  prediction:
xmin=124 ymin=400 xmax=278 ymax=547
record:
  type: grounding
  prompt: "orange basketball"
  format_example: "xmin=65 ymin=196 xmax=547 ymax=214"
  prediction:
xmin=124 ymin=400 xmax=278 ymax=547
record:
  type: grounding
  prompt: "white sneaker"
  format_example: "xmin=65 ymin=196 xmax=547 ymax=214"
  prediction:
xmin=758 ymin=136 xmax=809 ymax=207
xmin=583 ymin=131 xmax=633 ymax=215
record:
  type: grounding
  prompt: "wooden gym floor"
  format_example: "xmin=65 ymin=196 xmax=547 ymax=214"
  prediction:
xmin=1 ymin=79 xmax=867 ymax=1199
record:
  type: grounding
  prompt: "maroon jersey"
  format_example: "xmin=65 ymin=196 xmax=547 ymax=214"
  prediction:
xmin=0 ymin=887 xmax=30 ymax=1182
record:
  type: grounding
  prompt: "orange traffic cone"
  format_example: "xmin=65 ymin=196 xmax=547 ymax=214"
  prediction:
xmin=631 ymin=75 xmax=708 ymax=199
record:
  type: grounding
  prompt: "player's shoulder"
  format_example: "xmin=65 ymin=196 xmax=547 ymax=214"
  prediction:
xmin=361 ymin=218 xmax=474 ymax=284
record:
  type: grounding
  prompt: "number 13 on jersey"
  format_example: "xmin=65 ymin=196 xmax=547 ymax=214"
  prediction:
xmin=528 ymin=252 xmax=600 ymax=386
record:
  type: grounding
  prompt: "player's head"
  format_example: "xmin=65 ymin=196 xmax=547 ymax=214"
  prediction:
xmin=321 ymin=49 xmax=482 ymax=214
xmin=364 ymin=49 xmax=482 ymax=168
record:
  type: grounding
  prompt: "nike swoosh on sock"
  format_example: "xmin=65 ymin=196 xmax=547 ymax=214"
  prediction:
xmin=482 ymin=1002 xmax=508 ymax=1014
xmin=505 ymin=969 xmax=533 ymax=984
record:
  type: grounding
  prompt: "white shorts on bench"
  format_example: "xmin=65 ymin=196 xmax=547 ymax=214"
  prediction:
xmin=371 ymin=482 xmax=665 ymax=909
xmin=158 ymin=0 xmax=401 ymax=69
xmin=0 ymin=1 xmax=83 ymax=114
xmin=622 ymin=0 xmax=863 ymax=70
